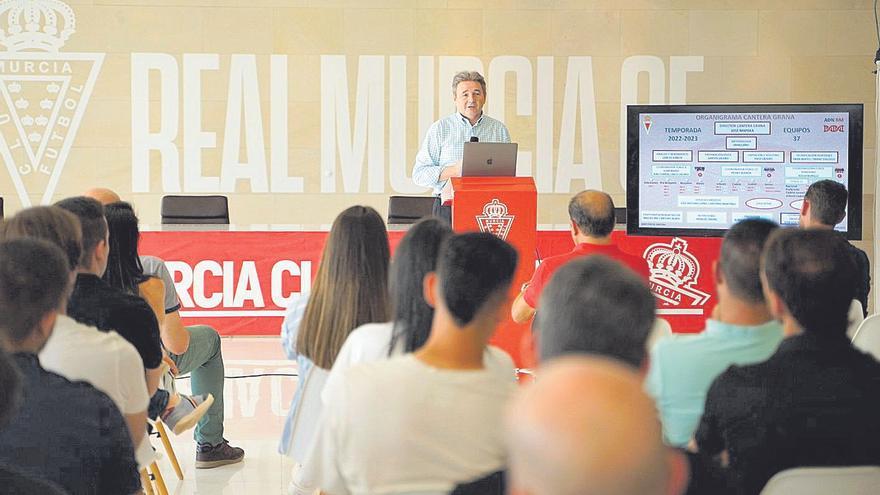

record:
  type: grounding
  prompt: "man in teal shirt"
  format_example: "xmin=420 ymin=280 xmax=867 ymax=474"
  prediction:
xmin=645 ymin=218 xmax=784 ymax=447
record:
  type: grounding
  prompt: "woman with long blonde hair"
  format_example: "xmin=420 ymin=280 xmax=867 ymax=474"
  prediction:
xmin=279 ymin=205 xmax=390 ymax=461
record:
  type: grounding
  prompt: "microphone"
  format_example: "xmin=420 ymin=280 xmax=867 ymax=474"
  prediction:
xmin=469 ymin=136 xmax=479 ymax=142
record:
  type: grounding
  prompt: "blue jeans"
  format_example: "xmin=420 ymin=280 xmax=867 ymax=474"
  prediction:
xmin=168 ymin=325 xmax=225 ymax=446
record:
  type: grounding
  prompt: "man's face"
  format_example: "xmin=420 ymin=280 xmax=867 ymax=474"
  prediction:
xmin=96 ymin=221 xmax=110 ymax=277
xmin=454 ymin=81 xmax=485 ymax=123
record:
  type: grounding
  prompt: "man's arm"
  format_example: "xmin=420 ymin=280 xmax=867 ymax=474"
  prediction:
xmin=162 ymin=310 xmax=191 ymax=356
xmin=511 ymin=290 xmax=535 ymax=324
xmin=692 ymin=378 xmax=725 ymax=456
xmin=412 ymin=122 xmax=459 ymax=191
xmin=97 ymin=396 xmax=142 ymax=495
xmin=145 ymin=257 xmax=191 ymax=354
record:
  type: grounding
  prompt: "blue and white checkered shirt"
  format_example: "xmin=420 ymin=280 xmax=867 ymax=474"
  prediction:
xmin=412 ymin=112 xmax=511 ymax=195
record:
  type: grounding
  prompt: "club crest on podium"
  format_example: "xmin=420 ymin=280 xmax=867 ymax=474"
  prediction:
xmin=476 ymin=198 xmax=514 ymax=241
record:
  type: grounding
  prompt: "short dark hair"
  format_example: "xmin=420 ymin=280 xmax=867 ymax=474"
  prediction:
xmin=437 ymin=233 xmax=518 ymax=327
xmin=54 ymin=196 xmax=106 ymax=267
xmin=719 ymin=218 xmax=779 ymax=303
xmin=0 ymin=206 xmax=82 ymax=272
xmin=805 ymin=180 xmax=848 ymax=226
xmin=0 ymin=239 xmax=70 ymax=344
xmin=762 ymin=228 xmax=856 ymax=337
xmin=568 ymin=191 xmax=615 ymax=237
xmin=0 ymin=346 xmax=21 ymax=429
xmin=388 ymin=218 xmax=453 ymax=354
xmin=535 ymin=256 xmax=655 ymax=368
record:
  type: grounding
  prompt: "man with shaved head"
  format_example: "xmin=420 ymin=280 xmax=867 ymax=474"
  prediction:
xmin=506 ymin=356 xmax=688 ymax=495
xmin=84 ymin=187 xmax=121 ymax=205
xmin=512 ymin=190 xmax=649 ymax=323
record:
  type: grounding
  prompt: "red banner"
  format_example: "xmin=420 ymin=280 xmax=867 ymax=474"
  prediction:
xmin=140 ymin=230 xmax=722 ymax=361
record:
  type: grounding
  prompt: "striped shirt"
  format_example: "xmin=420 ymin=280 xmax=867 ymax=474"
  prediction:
xmin=412 ymin=112 xmax=511 ymax=195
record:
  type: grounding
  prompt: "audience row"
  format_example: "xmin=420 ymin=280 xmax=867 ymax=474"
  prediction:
xmin=0 ymin=191 xmax=244 ymax=495
xmin=278 ymin=179 xmax=879 ymax=495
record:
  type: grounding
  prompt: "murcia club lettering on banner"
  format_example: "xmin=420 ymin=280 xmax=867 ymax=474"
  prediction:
xmin=0 ymin=0 xmax=102 ymax=207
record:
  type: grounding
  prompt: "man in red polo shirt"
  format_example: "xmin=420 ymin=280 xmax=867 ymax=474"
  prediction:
xmin=512 ymin=190 xmax=650 ymax=324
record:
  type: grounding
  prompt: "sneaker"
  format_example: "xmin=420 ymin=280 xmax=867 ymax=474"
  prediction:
xmin=159 ymin=393 xmax=214 ymax=435
xmin=196 ymin=440 xmax=245 ymax=469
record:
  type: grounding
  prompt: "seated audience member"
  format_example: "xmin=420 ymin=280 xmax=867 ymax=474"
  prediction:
xmin=534 ymin=256 xmax=655 ymax=368
xmin=0 ymin=346 xmax=67 ymax=494
xmin=646 ymin=219 xmax=782 ymax=447
xmin=86 ymin=189 xmax=243 ymax=467
xmin=55 ymin=196 xmax=209 ymax=435
xmin=292 ymin=233 xmax=519 ymax=494
xmin=0 ymin=206 xmax=150 ymax=451
xmin=321 ymin=217 xmax=453 ymax=399
xmin=506 ymin=356 xmax=688 ymax=495
xmin=512 ymin=190 xmax=648 ymax=323
xmin=103 ymin=202 xmax=241 ymax=466
xmin=0 ymin=238 xmax=140 ymax=494
xmin=279 ymin=205 xmax=391 ymax=464
xmin=694 ymin=229 xmax=880 ymax=494
xmin=799 ymin=179 xmax=870 ymax=315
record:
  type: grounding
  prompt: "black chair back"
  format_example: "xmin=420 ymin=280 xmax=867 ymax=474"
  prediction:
xmin=450 ymin=470 xmax=506 ymax=495
xmin=161 ymin=195 xmax=229 ymax=224
xmin=387 ymin=196 xmax=434 ymax=225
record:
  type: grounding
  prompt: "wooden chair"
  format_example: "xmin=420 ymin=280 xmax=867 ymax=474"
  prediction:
xmin=148 ymin=419 xmax=184 ymax=481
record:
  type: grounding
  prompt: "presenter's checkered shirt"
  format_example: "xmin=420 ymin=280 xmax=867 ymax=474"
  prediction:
xmin=412 ymin=112 xmax=511 ymax=195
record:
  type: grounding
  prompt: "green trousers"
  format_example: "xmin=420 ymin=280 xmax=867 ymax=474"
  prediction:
xmin=169 ymin=325 xmax=225 ymax=446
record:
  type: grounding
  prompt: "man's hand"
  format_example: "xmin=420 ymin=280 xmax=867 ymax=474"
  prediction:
xmin=162 ymin=354 xmax=179 ymax=376
xmin=439 ymin=161 xmax=462 ymax=181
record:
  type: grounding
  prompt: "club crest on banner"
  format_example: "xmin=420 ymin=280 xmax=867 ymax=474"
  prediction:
xmin=643 ymin=237 xmax=711 ymax=307
xmin=0 ymin=0 xmax=103 ymax=207
xmin=476 ymin=198 xmax=514 ymax=241
xmin=643 ymin=114 xmax=652 ymax=135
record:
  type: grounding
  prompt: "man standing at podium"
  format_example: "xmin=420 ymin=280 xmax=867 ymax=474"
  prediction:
xmin=412 ymin=71 xmax=511 ymax=223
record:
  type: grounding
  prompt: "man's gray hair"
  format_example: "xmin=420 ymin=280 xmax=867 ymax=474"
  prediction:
xmin=452 ymin=71 xmax=486 ymax=95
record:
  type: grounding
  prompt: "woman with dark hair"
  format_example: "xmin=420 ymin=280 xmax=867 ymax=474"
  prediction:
xmin=321 ymin=218 xmax=451 ymax=391
xmin=279 ymin=205 xmax=390 ymax=462
xmin=103 ymin=202 xmax=165 ymax=323
xmin=102 ymin=201 xmax=214 ymax=434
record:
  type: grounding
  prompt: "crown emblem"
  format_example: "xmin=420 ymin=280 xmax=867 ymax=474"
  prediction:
xmin=0 ymin=0 xmax=76 ymax=52
xmin=476 ymin=198 xmax=515 ymax=241
xmin=643 ymin=237 xmax=711 ymax=306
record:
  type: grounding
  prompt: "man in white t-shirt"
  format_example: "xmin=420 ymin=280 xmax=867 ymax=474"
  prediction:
xmin=292 ymin=232 xmax=519 ymax=495
xmin=0 ymin=206 xmax=150 ymax=454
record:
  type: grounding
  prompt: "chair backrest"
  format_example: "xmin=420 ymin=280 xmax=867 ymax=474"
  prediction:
xmin=646 ymin=317 xmax=673 ymax=352
xmin=161 ymin=195 xmax=229 ymax=224
xmin=387 ymin=196 xmax=434 ymax=225
xmin=847 ymin=299 xmax=865 ymax=340
xmin=450 ymin=470 xmax=505 ymax=495
xmin=760 ymin=466 xmax=880 ymax=495
xmin=852 ymin=314 xmax=880 ymax=360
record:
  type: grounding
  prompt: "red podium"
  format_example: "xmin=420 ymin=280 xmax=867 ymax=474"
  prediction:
xmin=448 ymin=177 xmax=537 ymax=367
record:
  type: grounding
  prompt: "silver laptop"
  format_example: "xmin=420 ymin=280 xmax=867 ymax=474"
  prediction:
xmin=461 ymin=142 xmax=518 ymax=177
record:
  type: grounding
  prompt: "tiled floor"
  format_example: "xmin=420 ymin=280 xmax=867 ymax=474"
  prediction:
xmin=151 ymin=337 xmax=300 ymax=495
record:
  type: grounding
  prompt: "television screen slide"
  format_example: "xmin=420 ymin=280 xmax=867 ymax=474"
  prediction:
xmin=626 ymin=104 xmax=863 ymax=238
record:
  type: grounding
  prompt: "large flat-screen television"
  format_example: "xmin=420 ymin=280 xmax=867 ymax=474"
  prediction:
xmin=626 ymin=104 xmax=863 ymax=238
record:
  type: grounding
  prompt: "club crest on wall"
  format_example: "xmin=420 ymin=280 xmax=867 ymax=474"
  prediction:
xmin=0 ymin=0 xmax=103 ymax=207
